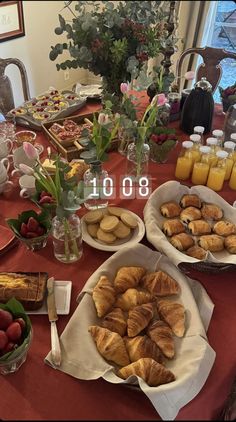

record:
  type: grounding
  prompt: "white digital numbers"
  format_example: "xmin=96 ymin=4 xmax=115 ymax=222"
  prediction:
xmin=87 ymin=176 xmax=152 ymax=200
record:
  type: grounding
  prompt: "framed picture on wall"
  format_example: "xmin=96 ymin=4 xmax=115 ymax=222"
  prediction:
xmin=0 ymin=1 xmax=25 ymax=42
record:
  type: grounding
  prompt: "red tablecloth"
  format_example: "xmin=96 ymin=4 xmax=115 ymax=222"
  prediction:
xmin=0 ymin=101 xmax=235 ymax=421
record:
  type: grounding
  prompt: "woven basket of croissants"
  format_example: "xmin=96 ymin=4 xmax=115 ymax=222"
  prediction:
xmin=89 ymin=266 xmax=186 ymax=388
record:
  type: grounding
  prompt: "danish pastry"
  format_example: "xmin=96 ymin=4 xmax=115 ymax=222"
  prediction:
xmin=160 ymin=202 xmax=182 ymax=218
xmin=201 ymin=203 xmax=223 ymax=221
xmin=162 ymin=219 xmax=185 ymax=236
xmin=180 ymin=207 xmax=202 ymax=224
xmin=224 ymin=235 xmax=236 ymax=254
xmin=170 ymin=232 xmax=195 ymax=251
xmin=198 ymin=234 xmax=224 ymax=252
xmin=180 ymin=194 xmax=201 ymax=209
xmin=188 ymin=219 xmax=211 ymax=236
xmin=186 ymin=245 xmax=207 ymax=260
xmin=213 ymin=220 xmax=236 ymax=237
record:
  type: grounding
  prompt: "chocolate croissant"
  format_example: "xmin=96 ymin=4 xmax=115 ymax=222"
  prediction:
xmin=201 ymin=203 xmax=223 ymax=221
xmin=118 ymin=357 xmax=175 ymax=387
xmin=124 ymin=335 xmax=163 ymax=364
xmin=180 ymin=207 xmax=202 ymax=224
xmin=147 ymin=319 xmax=175 ymax=359
xmin=115 ymin=288 xmax=153 ymax=312
xmin=92 ymin=275 xmax=116 ymax=317
xmin=170 ymin=232 xmax=195 ymax=251
xmin=160 ymin=201 xmax=182 ymax=218
xmin=101 ymin=307 xmax=127 ymax=337
xmin=142 ymin=270 xmax=181 ymax=297
xmin=198 ymin=234 xmax=224 ymax=252
xmin=188 ymin=219 xmax=212 ymax=236
xmin=127 ymin=303 xmax=154 ymax=337
xmin=158 ymin=300 xmax=185 ymax=337
xmin=224 ymin=235 xmax=236 ymax=254
xmin=162 ymin=219 xmax=185 ymax=237
xmin=88 ymin=325 xmax=130 ymax=367
xmin=213 ymin=220 xmax=236 ymax=237
xmin=180 ymin=194 xmax=201 ymax=209
xmin=114 ymin=266 xmax=146 ymax=293
xmin=186 ymin=245 xmax=207 ymax=260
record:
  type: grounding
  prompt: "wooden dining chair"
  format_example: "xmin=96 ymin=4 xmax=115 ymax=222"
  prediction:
xmin=0 ymin=57 xmax=31 ymax=115
xmin=176 ymin=46 xmax=236 ymax=94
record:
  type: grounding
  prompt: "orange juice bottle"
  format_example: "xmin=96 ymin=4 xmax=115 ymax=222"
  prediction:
xmin=207 ymin=151 xmax=227 ymax=191
xmin=206 ymin=137 xmax=219 ymax=166
xmin=224 ymin=141 xmax=235 ymax=180
xmin=193 ymin=126 xmax=204 ymax=145
xmin=212 ymin=129 xmax=224 ymax=148
xmin=229 ymin=162 xmax=236 ymax=190
xmin=191 ymin=146 xmax=210 ymax=185
xmin=230 ymin=134 xmax=236 ymax=162
xmin=189 ymin=134 xmax=201 ymax=163
xmin=175 ymin=141 xmax=193 ymax=180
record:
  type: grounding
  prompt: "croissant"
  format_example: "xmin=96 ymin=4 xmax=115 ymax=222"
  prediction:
xmin=92 ymin=275 xmax=116 ymax=317
xmin=147 ymin=319 xmax=175 ymax=359
xmin=118 ymin=357 xmax=175 ymax=387
xmin=124 ymin=335 xmax=163 ymax=364
xmin=115 ymin=288 xmax=153 ymax=312
xmin=127 ymin=303 xmax=154 ymax=337
xmin=88 ymin=325 xmax=130 ymax=367
xmin=158 ymin=300 xmax=185 ymax=337
xmin=113 ymin=266 xmax=146 ymax=293
xmin=142 ymin=270 xmax=181 ymax=297
xmin=101 ymin=307 xmax=127 ymax=337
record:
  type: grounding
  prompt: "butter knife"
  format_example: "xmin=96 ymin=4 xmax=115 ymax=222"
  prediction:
xmin=47 ymin=277 xmax=61 ymax=367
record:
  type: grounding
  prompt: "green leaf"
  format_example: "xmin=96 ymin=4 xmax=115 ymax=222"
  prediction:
xmin=59 ymin=14 xmax=66 ymax=30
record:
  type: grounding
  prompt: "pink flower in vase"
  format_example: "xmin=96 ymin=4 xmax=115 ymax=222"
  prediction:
xmin=120 ymin=82 xmax=130 ymax=94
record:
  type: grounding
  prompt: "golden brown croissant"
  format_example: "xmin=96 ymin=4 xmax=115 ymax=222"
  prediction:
xmin=198 ymin=234 xmax=224 ymax=252
xmin=115 ymin=288 xmax=153 ymax=312
xmin=180 ymin=207 xmax=202 ymax=224
xmin=201 ymin=203 xmax=223 ymax=221
xmin=180 ymin=194 xmax=201 ymax=209
xmin=224 ymin=235 xmax=236 ymax=254
xmin=117 ymin=357 xmax=175 ymax=387
xmin=92 ymin=275 xmax=116 ymax=318
xmin=147 ymin=319 xmax=175 ymax=359
xmin=127 ymin=303 xmax=154 ymax=337
xmin=142 ymin=270 xmax=181 ymax=297
xmin=170 ymin=232 xmax=195 ymax=251
xmin=101 ymin=307 xmax=127 ymax=337
xmin=213 ymin=220 xmax=236 ymax=237
xmin=162 ymin=219 xmax=185 ymax=236
xmin=88 ymin=325 xmax=130 ymax=367
xmin=124 ymin=335 xmax=163 ymax=364
xmin=188 ymin=219 xmax=211 ymax=236
xmin=158 ymin=300 xmax=185 ymax=337
xmin=114 ymin=266 xmax=146 ymax=293
xmin=186 ymin=245 xmax=207 ymax=260
xmin=160 ymin=201 xmax=182 ymax=218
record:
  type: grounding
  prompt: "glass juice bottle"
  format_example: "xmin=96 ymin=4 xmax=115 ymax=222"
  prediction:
xmin=230 ymin=134 xmax=236 ymax=161
xmin=207 ymin=150 xmax=227 ymax=191
xmin=189 ymin=134 xmax=201 ymax=163
xmin=206 ymin=137 xmax=219 ymax=167
xmin=193 ymin=126 xmax=204 ymax=144
xmin=223 ymin=141 xmax=234 ymax=180
xmin=191 ymin=146 xmax=210 ymax=185
xmin=175 ymin=141 xmax=193 ymax=180
xmin=229 ymin=162 xmax=236 ymax=190
xmin=212 ymin=129 xmax=224 ymax=148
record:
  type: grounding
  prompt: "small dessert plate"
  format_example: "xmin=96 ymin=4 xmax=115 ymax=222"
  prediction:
xmin=27 ymin=280 xmax=72 ymax=315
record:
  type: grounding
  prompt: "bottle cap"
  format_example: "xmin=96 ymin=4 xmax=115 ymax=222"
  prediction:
xmin=224 ymin=141 xmax=235 ymax=150
xmin=199 ymin=146 xmax=211 ymax=154
xmin=190 ymin=134 xmax=201 ymax=143
xmin=216 ymin=150 xmax=228 ymax=159
xmin=182 ymin=141 xmax=193 ymax=149
xmin=212 ymin=129 xmax=223 ymax=137
xmin=206 ymin=137 xmax=218 ymax=146
xmin=194 ymin=126 xmax=205 ymax=134
xmin=230 ymin=133 xmax=236 ymax=141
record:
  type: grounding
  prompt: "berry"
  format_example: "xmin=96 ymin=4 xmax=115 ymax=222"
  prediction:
xmin=14 ymin=318 xmax=26 ymax=331
xmin=3 ymin=342 xmax=16 ymax=353
xmin=6 ymin=322 xmax=22 ymax=342
xmin=0 ymin=309 xmax=13 ymax=330
xmin=27 ymin=217 xmax=39 ymax=232
xmin=0 ymin=330 xmax=8 ymax=350
xmin=20 ymin=222 xmax=28 ymax=237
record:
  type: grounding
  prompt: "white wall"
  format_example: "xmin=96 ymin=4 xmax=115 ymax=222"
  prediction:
xmin=0 ymin=1 xmax=87 ymax=107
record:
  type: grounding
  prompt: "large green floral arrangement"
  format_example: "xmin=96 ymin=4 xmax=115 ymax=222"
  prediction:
xmin=49 ymin=1 xmax=175 ymax=97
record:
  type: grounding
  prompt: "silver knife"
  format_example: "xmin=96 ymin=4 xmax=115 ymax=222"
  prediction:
xmin=47 ymin=277 xmax=62 ymax=367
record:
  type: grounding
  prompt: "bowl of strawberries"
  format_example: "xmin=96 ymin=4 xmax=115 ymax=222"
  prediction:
xmin=148 ymin=127 xmax=178 ymax=163
xmin=6 ymin=209 xmax=51 ymax=251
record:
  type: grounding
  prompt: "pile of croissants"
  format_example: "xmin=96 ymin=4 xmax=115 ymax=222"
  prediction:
xmin=88 ymin=266 xmax=186 ymax=387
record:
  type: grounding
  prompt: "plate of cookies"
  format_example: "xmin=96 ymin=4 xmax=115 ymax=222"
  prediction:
xmin=81 ymin=206 xmax=145 ymax=251
xmin=144 ymin=180 xmax=236 ymax=270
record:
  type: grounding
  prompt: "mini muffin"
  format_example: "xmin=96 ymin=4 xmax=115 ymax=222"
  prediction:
xmin=213 ymin=220 xmax=236 ymax=237
xmin=201 ymin=203 xmax=223 ymax=221
xmin=160 ymin=202 xmax=182 ymax=218
xmin=170 ymin=232 xmax=195 ymax=251
xmin=186 ymin=245 xmax=207 ymax=260
xmin=180 ymin=207 xmax=202 ymax=224
xmin=224 ymin=235 xmax=236 ymax=254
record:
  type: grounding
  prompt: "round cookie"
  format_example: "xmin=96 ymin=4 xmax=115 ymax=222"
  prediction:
xmin=100 ymin=216 xmax=119 ymax=233
xmin=120 ymin=212 xmax=138 ymax=229
xmin=84 ymin=210 xmax=103 ymax=224
xmin=97 ymin=228 xmax=117 ymax=244
xmin=87 ymin=223 xmax=99 ymax=238
xmin=113 ymin=221 xmax=131 ymax=239
xmin=107 ymin=206 xmax=123 ymax=217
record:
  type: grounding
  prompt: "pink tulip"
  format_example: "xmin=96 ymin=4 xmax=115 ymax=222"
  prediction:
xmin=23 ymin=142 xmax=38 ymax=160
xmin=184 ymin=71 xmax=195 ymax=81
xmin=19 ymin=163 xmax=35 ymax=175
xmin=157 ymin=93 xmax=167 ymax=106
xmin=120 ymin=82 xmax=129 ymax=94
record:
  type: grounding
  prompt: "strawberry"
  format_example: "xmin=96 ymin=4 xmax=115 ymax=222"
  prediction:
xmin=40 ymin=191 xmax=51 ymax=198
xmin=20 ymin=222 xmax=28 ymax=237
xmin=36 ymin=226 xmax=46 ymax=236
xmin=27 ymin=217 xmax=39 ymax=232
xmin=39 ymin=195 xmax=54 ymax=204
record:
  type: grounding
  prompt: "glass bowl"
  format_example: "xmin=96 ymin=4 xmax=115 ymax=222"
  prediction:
xmin=15 ymin=130 xmax=37 ymax=145
xmin=0 ymin=328 xmax=33 ymax=375
xmin=15 ymin=231 xmax=49 ymax=251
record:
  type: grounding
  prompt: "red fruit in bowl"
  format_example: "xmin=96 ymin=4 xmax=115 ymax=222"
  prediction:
xmin=3 ymin=342 xmax=16 ymax=354
xmin=6 ymin=322 xmax=22 ymax=342
xmin=40 ymin=191 xmax=51 ymax=198
xmin=150 ymin=134 xmax=158 ymax=142
xmin=0 ymin=330 xmax=8 ymax=350
xmin=20 ymin=222 xmax=28 ymax=237
xmin=39 ymin=195 xmax=54 ymax=204
xmin=25 ymin=231 xmax=39 ymax=238
xmin=0 ymin=309 xmax=13 ymax=330
xmin=14 ymin=318 xmax=26 ymax=331
xmin=159 ymin=134 xmax=168 ymax=143
xmin=36 ymin=226 xmax=46 ymax=236
xmin=27 ymin=217 xmax=39 ymax=232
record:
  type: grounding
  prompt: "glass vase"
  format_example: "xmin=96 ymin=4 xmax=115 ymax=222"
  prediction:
xmin=52 ymin=213 xmax=83 ymax=263
xmin=83 ymin=160 xmax=109 ymax=210
xmin=126 ymin=142 xmax=150 ymax=180
xmin=157 ymin=101 xmax=171 ymax=126
xmin=117 ymin=128 xmax=134 ymax=156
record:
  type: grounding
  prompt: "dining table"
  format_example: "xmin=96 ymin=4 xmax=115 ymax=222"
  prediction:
xmin=0 ymin=97 xmax=236 ymax=421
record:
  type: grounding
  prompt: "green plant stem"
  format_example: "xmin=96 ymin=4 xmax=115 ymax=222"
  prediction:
xmin=63 ymin=217 xmax=79 ymax=259
xmin=63 ymin=218 xmax=70 ymax=261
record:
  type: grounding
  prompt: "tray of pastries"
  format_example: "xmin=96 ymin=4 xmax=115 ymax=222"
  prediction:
xmin=7 ymin=89 xmax=86 ymax=131
xmin=144 ymin=180 xmax=236 ymax=272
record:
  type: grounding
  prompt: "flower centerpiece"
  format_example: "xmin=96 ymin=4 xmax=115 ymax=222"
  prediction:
xmin=17 ymin=142 xmax=85 ymax=263
xmin=148 ymin=126 xmax=177 ymax=163
xmin=219 ymin=82 xmax=236 ymax=113
xmin=49 ymin=1 xmax=175 ymax=99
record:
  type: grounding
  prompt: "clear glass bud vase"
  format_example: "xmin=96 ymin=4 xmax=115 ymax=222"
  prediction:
xmin=52 ymin=213 xmax=83 ymax=263
xmin=83 ymin=160 xmax=109 ymax=210
xmin=126 ymin=142 xmax=150 ymax=180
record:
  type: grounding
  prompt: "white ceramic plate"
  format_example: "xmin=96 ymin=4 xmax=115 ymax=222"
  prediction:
xmin=27 ymin=280 xmax=72 ymax=315
xmin=81 ymin=209 xmax=145 ymax=251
